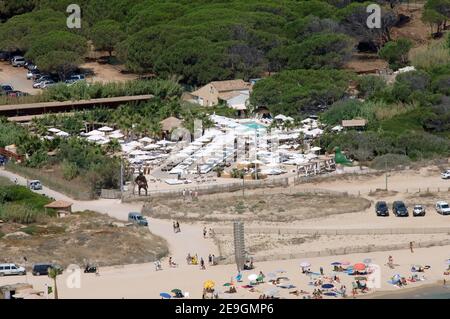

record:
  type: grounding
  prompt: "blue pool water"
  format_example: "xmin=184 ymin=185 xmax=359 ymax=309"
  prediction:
xmin=242 ymin=122 xmax=266 ymax=130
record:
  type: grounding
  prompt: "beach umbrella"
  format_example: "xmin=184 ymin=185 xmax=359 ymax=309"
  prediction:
xmin=223 ymin=283 xmax=233 ymax=287
xmin=353 ymin=263 xmax=366 ymax=271
xmin=331 ymin=262 xmax=341 ymax=266
xmin=248 ymin=274 xmax=258 ymax=281
xmin=171 ymin=289 xmax=182 ymax=294
xmin=204 ymin=280 xmax=215 ymax=290
xmin=160 ymin=293 xmax=171 ymax=299
xmin=299 ymin=262 xmax=311 ymax=268
xmin=324 ymin=292 xmax=337 ymax=297
xmin=321 ymin=284 xmax=334 ymax=289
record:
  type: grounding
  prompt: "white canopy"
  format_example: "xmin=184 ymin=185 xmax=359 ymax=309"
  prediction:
xmin=98 ymin=126 xmax=114 ymax=132
xmin=109 ymin=132 xmax=124 ymax=139
xmin=48 ymin=128 xmax=61 ymax=133
xmin=144 ymin=144 xmax=161 ymax=150
xmin=86 ymin=130 xmax=104 ymax=136
xmin=139 ymin=137 xmax=154 ymax=143
xmin=56 ymin=131 xmax=69 ymax=137
xmin=87 ymin=135 xmax=106 ymax=142
xmin=310 ymin=146 xmax=322 ymax=152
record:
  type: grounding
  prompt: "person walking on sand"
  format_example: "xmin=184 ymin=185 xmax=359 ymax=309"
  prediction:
xmin=173 ymin=221 xmax=177 ymax=233
xmin=200 ymin=258 xmax=206 ymax=270
xmin=176 ymin=221 xmax=180 ymax=233
xmin=208 ymin=254 xmax=212 ymax=265
xmin=203 ymin=227 xmax=207 ymax=238
xmin=410 ymin=241 xmax=414 ymax=253
xmin=320 ymin=267 xmax=324 ymax=276
xmin=182 ymin=189 xmax=186 ymax=201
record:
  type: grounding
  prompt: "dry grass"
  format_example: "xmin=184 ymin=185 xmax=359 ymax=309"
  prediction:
xmin=145 ymin=192 xmax=371 ymax=222
xmin=410 ymin=40 xmax=450 ymax=71
xmin=0 ymin=211 xmax=168 ymax=267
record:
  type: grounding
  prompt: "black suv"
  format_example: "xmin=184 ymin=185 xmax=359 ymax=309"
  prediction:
xmin=375 ymin=201 xmax=389 ymax=216
xmin=392 ymin=201 xmax=409 ymax=217
xmin=32 ymin=263 xmax=63 ymax=276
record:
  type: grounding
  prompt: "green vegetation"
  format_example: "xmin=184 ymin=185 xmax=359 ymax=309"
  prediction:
xmin=250 ymin=69 xmax=353 ymax=116
xmin=379 ymin=38 xmax=412 ymax=70
xmin=0 ymin=185 xmax=52 ymax=224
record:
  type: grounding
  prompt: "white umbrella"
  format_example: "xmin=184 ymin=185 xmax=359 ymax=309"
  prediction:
xmin=96 ymin=139 xmax=111 ymax=145
xmin=139 ymin=137 xmax=154 ymax=143
xmin=48 ymin=128 xmax=61 ymax=133
xmin=56 ymin=131 xmax=69 ymax=137
xmin=144 ymin=144 xmax=161 ymax=150
xmin=86 ymin=130 xmax=104 ymax=136
xmin=248 ymin=274 xmax=258 ymax=281
xmin=109 ymin=132 xmax=124 ymax=139
xmin=310 ymin=146 xmax=322 ymax=152
xmin=98 ymin=126 xmax=114 ymax=132
xmin=299 ymin=262 xmax=311 ymax=268
xmin=87 ymin=135 xmax=105 ymax=142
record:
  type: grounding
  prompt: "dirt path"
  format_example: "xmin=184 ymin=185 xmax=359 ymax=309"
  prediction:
xmin=0 ymin=168 xmax=218 ymax=268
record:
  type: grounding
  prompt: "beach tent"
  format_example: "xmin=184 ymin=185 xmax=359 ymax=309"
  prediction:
xmin=56 ymin=131 xmax=69 ymax=137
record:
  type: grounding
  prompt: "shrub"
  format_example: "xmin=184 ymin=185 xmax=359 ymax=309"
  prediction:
xmin=356 ymin=75 xmax=387 ymax=99
xmin=0 ymin=204 xmax=46 ymax=224
xmin=410 ymin=41 xmax=450 ymax=71
xmin=379 ymin=39 xmax=412 ymax=70
xmin=371 ymin=154 xmax=411 ymax=170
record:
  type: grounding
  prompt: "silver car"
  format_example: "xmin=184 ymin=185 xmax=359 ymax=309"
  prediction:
xmin=0 ymin=263 xmax=27 ymax=276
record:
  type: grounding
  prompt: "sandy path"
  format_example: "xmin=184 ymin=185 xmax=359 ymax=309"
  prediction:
xmin=0 ymin=169 xmax=217 ymax=267
xmin=0 ymin=62 xmax=38 ymax=95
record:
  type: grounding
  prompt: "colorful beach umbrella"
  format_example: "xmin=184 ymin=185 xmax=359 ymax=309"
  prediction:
xmin=223 ymin=283 xmax=233 ymax=287
xmin=160 ymin=293 xmax=171 ymax=299
xmin=204 ymin=280 xmax=215 ymax=290
xmin=331 ymin=262 xmax=341 ymax=266
xmin=353 ymin=263 xmax=366 ymax=271
xmin=171 ymin=289 xmax=182 ymax=294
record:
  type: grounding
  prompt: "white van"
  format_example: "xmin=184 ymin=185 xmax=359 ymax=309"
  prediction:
xmin=11 ymin=56 xmax=26 ymax=67
xmin=0 ymin=263 xmax=27 ymax=276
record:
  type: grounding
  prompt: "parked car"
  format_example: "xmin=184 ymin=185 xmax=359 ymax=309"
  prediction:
xmin=33 ymin=79 xmax=55 ymax=89
xmin=392 ymin=201 xmax=409 ymax=217
xmin=435 ymin=201 xmax=450 ymax=215
xmin=441 ymin=170 xmax=450 ymax=179
xmin=1 ymin=84 xmax=14 ymax=92
xmin=0 ymin=51 xmax=12 ymax=61
xmin=25 ymin=62 xmax=38 ymax=71
xmin=128 ymin=212 xmax=148 ymax=226
xmin=27 ymin=180 xmax=42 ymax=190
xmin=32 ymin=263 xmax=63 ymax=276
xmin=11 ymin=56 xmax=26 ymax=67
xmin=65 ymin=74 xmax=86 ymax=85
xmin=0 ymin=263 xmax=26 ymax=276
xmin=412 ymin=204 xmax=426 ymax=217
xmin=27 ymin=69 xmax=41 ymax=80
xmin=375 ymin=201 xmax=389 ymax=216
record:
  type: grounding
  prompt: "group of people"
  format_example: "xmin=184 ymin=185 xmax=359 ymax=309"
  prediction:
xmin=186 ymin=253 xmax=207 ymax=269
xmin=243 ymin=258 xmax=254 ymax=270
xmin=173 ymin=221 xmax=181 ymax=233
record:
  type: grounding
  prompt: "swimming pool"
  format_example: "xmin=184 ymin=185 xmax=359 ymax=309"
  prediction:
xmin=242 ymin=122 xmax=267 ymax=130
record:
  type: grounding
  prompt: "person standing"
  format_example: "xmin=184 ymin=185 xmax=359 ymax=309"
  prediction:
xmin=410 ymin=241 xmax=414 ymax=253
xmin=208 ymin=254 xmax=212 ymax=265
xmin=176 ymin=221 xmax=180 ymax=233
xmin=200 ymin=258 xmax=206 ymax=270
xmin=182 ymin=189 xmax=186 ymax=201
xmin=173 ymin=221 xmax=177 ymax=233
xmin=203 ymin=227 xmax=207 ymax=239
xmin=320 ymin=266 xmax=324 ymax=276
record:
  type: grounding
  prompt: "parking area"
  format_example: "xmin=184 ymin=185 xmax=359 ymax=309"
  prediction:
xmin=0 ymin=61 xmax=39 ymax=95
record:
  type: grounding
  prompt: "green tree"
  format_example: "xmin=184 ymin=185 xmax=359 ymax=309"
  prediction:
xmin=379 ymin=39 xmax=412 ymax=70
xmin=90 ymin=19 xmax=126 ymax=58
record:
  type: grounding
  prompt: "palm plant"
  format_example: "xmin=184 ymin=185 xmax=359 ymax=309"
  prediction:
xmin=48 ymin=267 xmax=61 ymax=299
